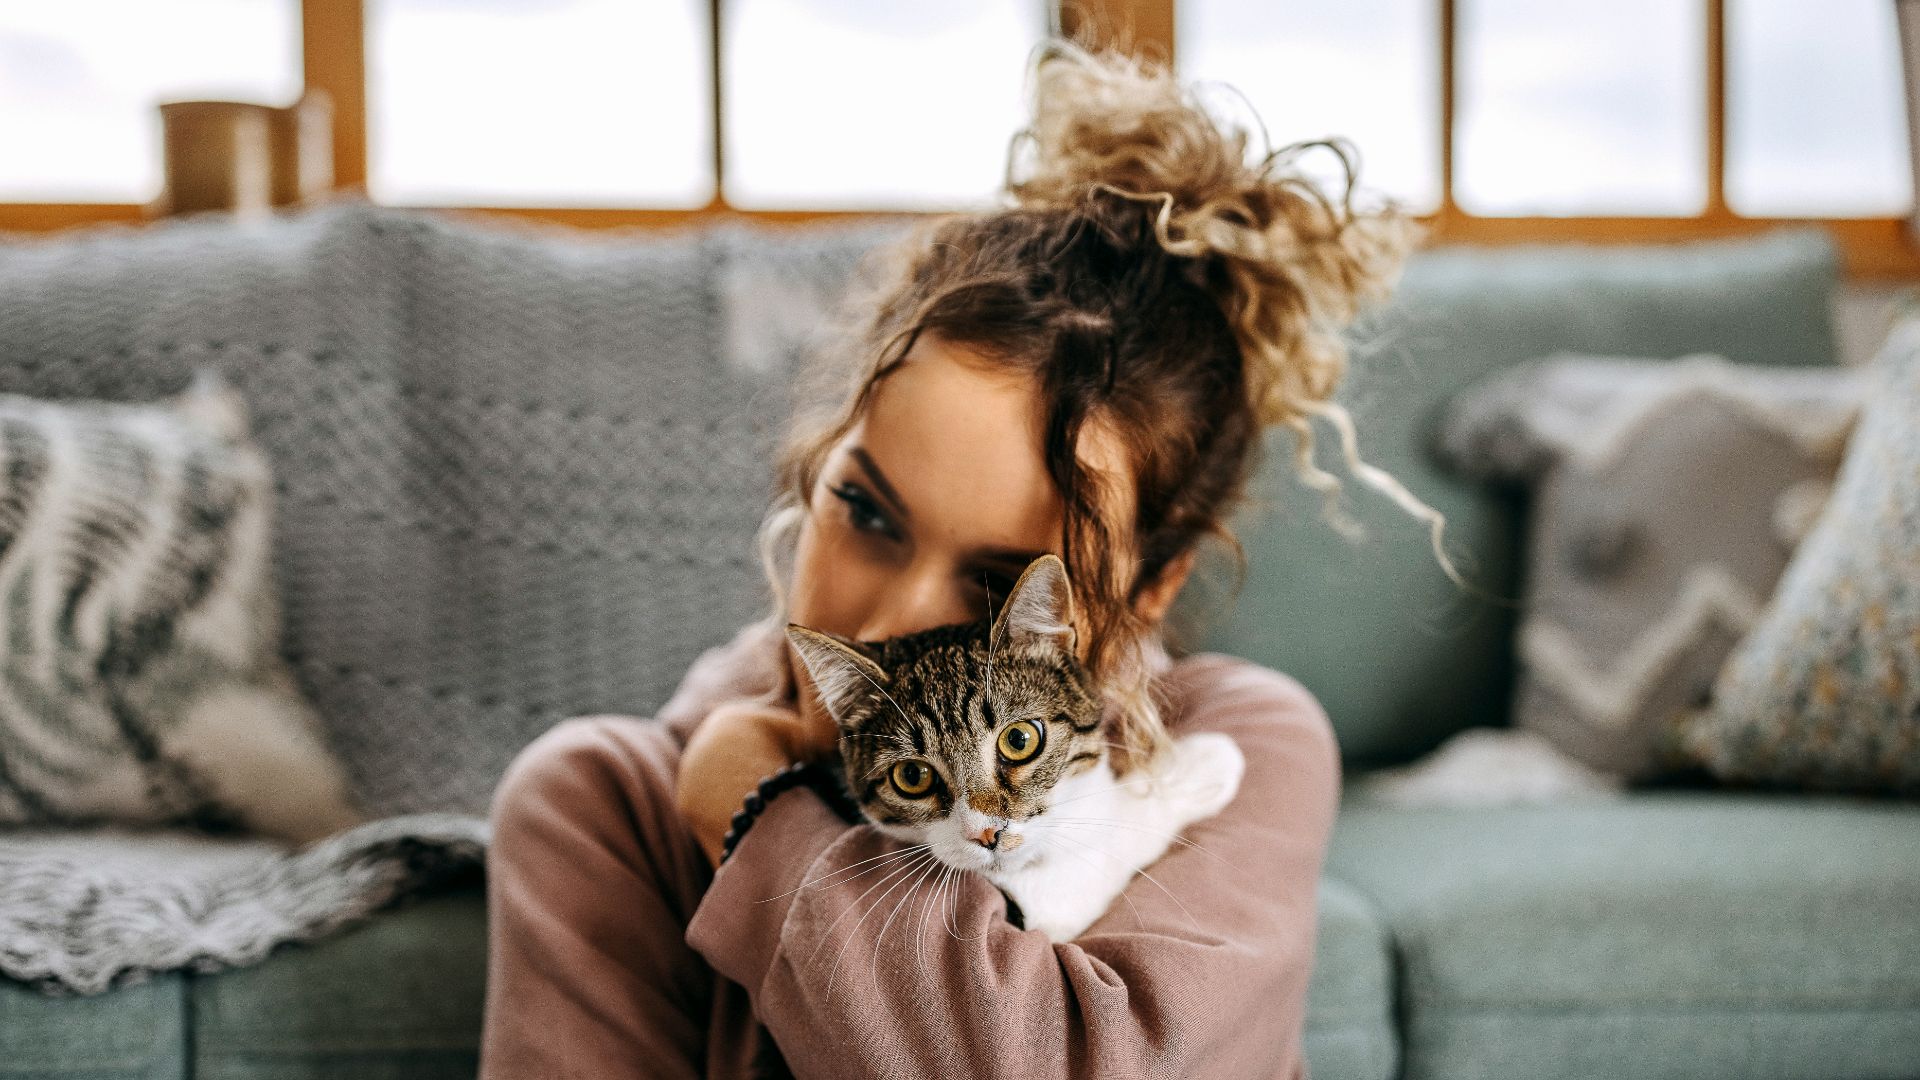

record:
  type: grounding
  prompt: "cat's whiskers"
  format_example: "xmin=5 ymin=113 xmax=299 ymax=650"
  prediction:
xmin=941 ymin=864 xmax=990 ymax=942
xmin=1042 ymin=816 xmax=1230 ymax=864
xmin=825 ymin=848 xmax=939 ymax=1001
xmin=945 ymin=865 xmax=967 ymax=941
xmin=1044 ymin=831 xmax=1203 ymax=933
xmin=915 ymin=863 xmax=953 ymax=967
xmin=869 ymin=854 xmax=942 ymax=986
xmin=984 ymin=577 xmax=999 ymax=720
xmin=1039 ymin=778 xmax=1140 ymax=812
xmin=757 ymin=842 xmax=931 ymax=903
xmin=805 ymin=848 xmax=933 ymax=969
xmin=928 ymin=857 xmax=964 ymax=944
xmin=839 ymin=729 xmax=917 ymax=754
xmin=839 ymin=657 xmax=920 ymax=733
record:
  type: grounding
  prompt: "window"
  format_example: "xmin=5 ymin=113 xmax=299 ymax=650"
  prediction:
xmin=1455 ymin=0 xmax=1705 ymax=216
xmin=0 ymin=0 xmax=299 ymax=202
xmin=1727 ymin=0 xmax=1911 ymax=216
xmin=1179 ymin=0 xmax=1442 ymax=213
xmin=367 ymin=0 xmax=712 ymax=207
xmin=724 ymin=0 xmax=1048 ymax=210
xmin=3 ymin=0 xmax=1917 ymax=279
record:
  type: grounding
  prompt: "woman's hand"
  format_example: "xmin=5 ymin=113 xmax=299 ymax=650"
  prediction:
xmin=674 ymin=696 xmax=838 ymax=867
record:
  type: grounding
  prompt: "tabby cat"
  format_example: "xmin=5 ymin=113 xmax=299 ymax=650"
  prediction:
xmin=786 ymin=553 xmax=1243 ymax=941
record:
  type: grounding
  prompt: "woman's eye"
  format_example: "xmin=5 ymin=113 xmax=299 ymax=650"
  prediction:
xmin=890 ymin=759 xmax=936 ymax=797
xmin=980 ymin=572 xmax=1018 ymax=600
xmin=830 ymin=483 xmax=895 ymax=537
xmin=996 ymin=720 xmax=1044 ymax=764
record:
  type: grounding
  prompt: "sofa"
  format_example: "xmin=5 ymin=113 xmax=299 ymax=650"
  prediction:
xmin=1 ymin=202 xmax=1915 ymax=1080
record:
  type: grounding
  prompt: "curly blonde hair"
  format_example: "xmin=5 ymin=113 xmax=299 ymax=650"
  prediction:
xmin=752 ymin=36 xmax=1460 ymax=775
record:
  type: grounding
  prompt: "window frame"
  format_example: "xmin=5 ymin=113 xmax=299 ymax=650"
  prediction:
xmin=3 ymin=0 xmax=1915 ymax=278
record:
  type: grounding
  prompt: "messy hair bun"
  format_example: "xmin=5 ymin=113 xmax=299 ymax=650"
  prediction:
xmin=757 ymin=36 xmax=1459 ymax=777
xmin=1006 ymin=37 xmax=1457 ymax=574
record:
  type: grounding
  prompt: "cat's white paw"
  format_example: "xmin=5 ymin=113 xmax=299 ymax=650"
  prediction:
xmin=1157 ymin=731 xmax=1245 ymax=827
xmin=996 ymin=868 xmax=1109 ymax=942
xmin=1021 ymin=906 xmax=1099 ymax=943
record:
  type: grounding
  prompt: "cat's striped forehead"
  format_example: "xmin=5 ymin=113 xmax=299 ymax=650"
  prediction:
xmin=857 ymin=621 xmax=1092 ymax=732
xmin=835 ymin=621 xmax=1104 ymax=827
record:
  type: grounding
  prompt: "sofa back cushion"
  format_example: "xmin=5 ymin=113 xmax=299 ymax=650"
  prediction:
xmin=1173 ymin=230 xmax=1841 ymax=767
xmin=0 ymin=204 xmax=911 ymax=817
xmin=0 ymin=209 xmax=1841 ymax=810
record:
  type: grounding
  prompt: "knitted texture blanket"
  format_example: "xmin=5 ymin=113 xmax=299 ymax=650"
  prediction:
xmin=0 ymin=202 xmax=912 ymax=994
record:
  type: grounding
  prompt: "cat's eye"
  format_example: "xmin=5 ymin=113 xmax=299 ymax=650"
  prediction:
xmin=996 ymin=720 xmax=1044 ymax=764
xmin=889 ymin=759 xmax=936 ymax=797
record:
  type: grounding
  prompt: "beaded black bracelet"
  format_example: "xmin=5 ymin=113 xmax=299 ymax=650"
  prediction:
xmin=718 ymin=759 xmax=862 ymax=866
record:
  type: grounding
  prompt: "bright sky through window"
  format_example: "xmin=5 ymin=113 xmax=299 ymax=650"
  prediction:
xmin=0 ymin=0 xmax=1911 ymax=217
xmin=368 ymin=0 xmax=711 ymax=207
xmin=724 ymin=0 xmax=1046 ymax=209
xmin=1455 ymin=0 xmax=1706 ymax=216
xmin=0 ymin=0 xmax=299 ymax=202
xmin=1180 ymin=0 xmax=1442 ymax=214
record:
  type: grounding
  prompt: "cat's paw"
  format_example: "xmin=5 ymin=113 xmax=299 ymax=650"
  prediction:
xmin=1021 ymin=907 xmax=1100 ymax=943
xmin=998 ymin=871 xmax=1109 ymax=942
xmin=1157 ymin=731 xmax=1245 ymax=827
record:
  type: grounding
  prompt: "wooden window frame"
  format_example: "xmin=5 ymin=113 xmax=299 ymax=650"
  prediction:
xmin=4 ymin=0 xmax=1916 ymax=278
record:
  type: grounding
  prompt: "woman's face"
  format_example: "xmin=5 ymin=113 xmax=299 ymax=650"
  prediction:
xmin=790 ymin=333 xmax=1088 ymax=641
xmin=785 ymin=333 xmax=1132 ymax=723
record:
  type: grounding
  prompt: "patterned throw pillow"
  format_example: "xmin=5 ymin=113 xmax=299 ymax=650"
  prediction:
xmin=0 ymin=370 xmax=363 ymax=845
xmin=1681 ymin=322 xmax=1920 ymax=795
xmin=1434 ymin=354 xmax=1865 ymax=782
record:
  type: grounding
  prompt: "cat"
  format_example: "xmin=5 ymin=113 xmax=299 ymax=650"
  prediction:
xmin=785 ymin=553 xmax=1244 ymax=942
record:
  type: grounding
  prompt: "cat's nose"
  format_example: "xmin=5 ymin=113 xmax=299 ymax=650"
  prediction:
xmin=971 ymin=826 xmax=1002 ymax=850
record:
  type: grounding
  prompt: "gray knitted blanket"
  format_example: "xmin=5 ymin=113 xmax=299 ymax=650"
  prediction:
xmin=0 ymin=813 xmax=488 ymax=996
xmin=0 ymin=201 xmax=915 ymax=995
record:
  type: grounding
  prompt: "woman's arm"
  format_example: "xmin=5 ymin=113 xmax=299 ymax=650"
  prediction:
xmin=684 ymin=655 xmax=1341 ymax=1079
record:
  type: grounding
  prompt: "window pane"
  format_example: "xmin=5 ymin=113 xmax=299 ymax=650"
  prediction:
xmin=368 ymin=0 xmax=712 ymax=207
xmin=0 ymin=1 xmax=298 ymax=202
xmin=1728 ymin=0 xmax=1910 ymax=216
xmin=1178 ymin=0 xmax=1441 ymax=214
xmin=724 ymin=0 xmax=1046 ymax=210
xmin=1457 ymin=0 xmax=1705 ymax=216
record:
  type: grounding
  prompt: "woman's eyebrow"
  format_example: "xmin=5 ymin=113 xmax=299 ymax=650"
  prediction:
xmin=848 ymin=446 xmax=1049 ymax=571
xmin=849 ymin=447 xmax=911 ymax=521
xmin=979 ymin=548 xmax=1051 ymax=574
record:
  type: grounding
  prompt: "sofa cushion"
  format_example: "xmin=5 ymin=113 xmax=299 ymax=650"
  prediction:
xmin=1682 ymin=319 xmax=1920 ymax=795
xmin=1 ymin=874 xmax=1392 ymax=1080
xmin=0 ymin=370 xmax=362 ymax=844
xmin=1431 ymin=354 xmax=1863 ymax=781
xmin=0 ymin=972 xmax=185 ymax=1079
xmin=1324 ymin=787 xmax=1920 ymax=1080
xmin=1306 ymin=875 xmax=1400 ymax=1080
xmin=1180 ymin=229 xmax=1841 ymax=768
xmin=188 ymin=880 xmax=486 ymax=1080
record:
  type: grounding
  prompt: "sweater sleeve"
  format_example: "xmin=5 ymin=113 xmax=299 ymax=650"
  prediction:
xmin=683 ymin=653 xmax=1341 ymax=1079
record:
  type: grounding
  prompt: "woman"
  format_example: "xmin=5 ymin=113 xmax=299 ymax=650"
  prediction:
xmin=478 ymin=37 xmax=1448 ymax=1079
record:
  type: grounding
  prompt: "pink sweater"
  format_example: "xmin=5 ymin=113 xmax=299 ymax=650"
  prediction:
xmin=653 ymin=619 xmax=1342 ymax=1078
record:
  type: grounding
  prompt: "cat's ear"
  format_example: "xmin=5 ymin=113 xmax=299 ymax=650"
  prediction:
xmin=990 ymin=553 xmax=1077 ymax=655
xmin=786 ymin=625 xmax=888 ymax=727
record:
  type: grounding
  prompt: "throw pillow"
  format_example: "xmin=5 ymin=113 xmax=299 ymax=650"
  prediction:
xmin=1434 ymin=353 xmax=1866 ymax=781
xmin=0 ymin=369 xmax=363 ymax=844
xmin=1680 ymin=322 xmax=1920 ymax=794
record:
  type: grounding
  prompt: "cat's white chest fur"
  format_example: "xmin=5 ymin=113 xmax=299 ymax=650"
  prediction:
xmin=986 ymin=731 xmax=1245 ymax=941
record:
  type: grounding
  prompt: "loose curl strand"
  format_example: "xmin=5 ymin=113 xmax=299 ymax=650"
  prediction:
xmin=750 ymin=34 xmax=1462 ymax=777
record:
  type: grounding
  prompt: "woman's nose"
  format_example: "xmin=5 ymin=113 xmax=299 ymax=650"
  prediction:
xmin=856 ymin=561 xmax=970 ymax=641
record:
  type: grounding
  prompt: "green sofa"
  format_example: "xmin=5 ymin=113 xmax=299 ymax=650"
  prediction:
xmin=2 ymin=208 xmax=1915 ymax=1080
